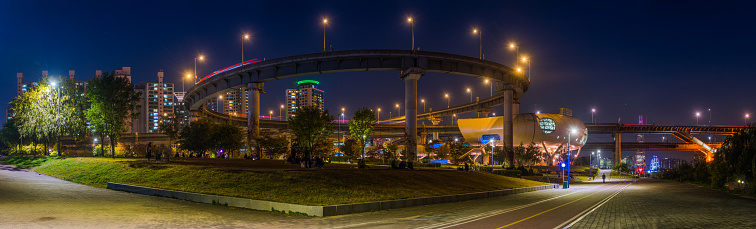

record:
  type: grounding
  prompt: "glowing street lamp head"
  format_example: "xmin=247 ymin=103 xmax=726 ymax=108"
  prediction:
xmin=323 ymin=18 xmax=328 ymax=24
xmin=377 ymin=108 xmax=381 ymax=112
xmin=509 ymin=43 xmax=516 ymax=48
xmin=570 ymin=128 xmax=577 ymax=134
xmin=341 ymin=107 xmax=345 ymax=112
xmin=561 ymin=163 xmax=566 ymax=168
xmin=445 ymin=93 xmax=449 ymax=98
xmin=244 ymin=34 xmax=249 ymax=39
xmin=280 ymin=105 xmax=284 ymax=108
xmin=747 ymin=114 xmax=751 ymax=118
xmin=485 ymin=79 xmax=489 ymax=83
xmin=186 ymin=74 xmax=192 ymax=78
xmin=466 ymin=88 xmax=470 ymax=92
xmin=696 ymin=112 xmax=700 ymax=117
xmin=592 ymin=108 xmax=596 ymax=112
xmin=407 ymin=17 xmax=412 ymax=23
xmin=421 ymin=99 xmax=425 ymax=103
xmin=517 ymin=68 xmax=522 ymax=72
xmin=198 ymin=55 xmax=204 ymax=60
xmin=219 ymin=95 xmax=223 ymax=99
xmin=51 ymin=82 xmax=57 ymax=87
xmin=473 ymin=28 xmax=478 ymax=34
xmin=522 ymin=57 xmax=527 ymax=62
xmin=395 ymin=104 xmax=399 ymax=108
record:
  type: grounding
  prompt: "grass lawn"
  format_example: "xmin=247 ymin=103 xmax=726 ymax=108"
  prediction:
xmin=2 ymin=156 xmax=547 ymax=206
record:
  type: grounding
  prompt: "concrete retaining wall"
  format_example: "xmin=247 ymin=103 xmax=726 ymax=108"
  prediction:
xmin=108 ymin=182 xmax=558 ymax=217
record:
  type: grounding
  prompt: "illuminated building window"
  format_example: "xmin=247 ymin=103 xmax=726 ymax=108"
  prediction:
xmin=539 ymin=118 xmax=556 ymax=134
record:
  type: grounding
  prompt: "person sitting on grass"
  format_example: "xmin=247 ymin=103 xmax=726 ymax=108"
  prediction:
xmin=358 ymin=159 xmax=370 ymax=169
xmin=314 ymin=157 xmax=324 ymax=168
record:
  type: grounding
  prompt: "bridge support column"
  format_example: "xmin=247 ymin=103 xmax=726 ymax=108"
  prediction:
xmin=512 ymin=99 xmax=520 ymax=117
xmin=217 ymin=96 xmax=224 ymax=114
xmin=402 ymin=67 xmax=424 ymax=162
xmin=247 ymin=83 xmax=264 ymax=154
xmin=502 ymin=87 xmax=514 ymax=166
xmin=614 ymin=132 xmax=622 ymax=166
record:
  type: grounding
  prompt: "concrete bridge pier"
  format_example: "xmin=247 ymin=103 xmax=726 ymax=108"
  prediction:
xmin=502 ymin=87 xmax=514 ymax=166
xmin=513 ymin=99 xmax=520 ymax=116
xmin=614 ymin=132 xmax=622 ymax=166
xmin=247 ymin=83 xmax=264 ymax=151
xmin=402 ymin=67 xmax=424 ymax=162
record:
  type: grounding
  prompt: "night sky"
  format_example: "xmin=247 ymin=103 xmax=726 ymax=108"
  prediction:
xmin=2 ymin=1 xmax=755 ymax=160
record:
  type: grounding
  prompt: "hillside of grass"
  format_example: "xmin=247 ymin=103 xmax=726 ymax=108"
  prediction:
xmin=2 ymin=157 xmax=547 ymax=205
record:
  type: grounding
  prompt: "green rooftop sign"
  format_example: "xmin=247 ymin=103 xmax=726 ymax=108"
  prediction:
xmin=296 ymin=80 xmax=320 ymax=85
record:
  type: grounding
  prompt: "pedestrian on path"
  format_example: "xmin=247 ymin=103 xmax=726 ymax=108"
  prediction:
xmin=602 ymin=174 xmax=606 ymax=183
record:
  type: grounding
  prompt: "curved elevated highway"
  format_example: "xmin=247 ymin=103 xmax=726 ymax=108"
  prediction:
xmin=184 ymin=49 xmax=528 ymax=160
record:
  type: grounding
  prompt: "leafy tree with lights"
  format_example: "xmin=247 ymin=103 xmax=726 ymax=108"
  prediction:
xmin=255 ymin=130 xmax=290 ymax=159
xmin=340 ymin=138 xmax=362 ymax=158
xmin=288 ymin=105 xmax=334 ymax=159
xmin=348 ymin=108 xmax=377 ymax=157
xmin=178 ymin=118 xmax=214 ymax=157
xmin=84 ymin=71 xmax=141 ymax=158
xmin=211 ymin=122 xmax=244 ymax=158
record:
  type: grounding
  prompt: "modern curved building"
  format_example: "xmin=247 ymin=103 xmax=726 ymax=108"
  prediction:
xmin=457 ymin=113 xmax=587 ymax=165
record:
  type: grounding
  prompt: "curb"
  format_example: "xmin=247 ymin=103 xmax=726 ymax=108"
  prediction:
xmin=108 ymin=182 xmax=559 ymax=217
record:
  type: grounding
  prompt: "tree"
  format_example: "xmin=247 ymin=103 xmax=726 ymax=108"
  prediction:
xmin=340 ymin=138 xmax=362 ymax=158
xmin=0 ymin=118 xmax=21 ymax=153
xmin=256 ymin=132 xmax=290 ymax=159
xmin=288 ymin=105 xmax=334 ymax=150
xmin=613 ymin=163 xmax=629 ymax=173
xmin=158 ymin=113 xmax=180 ymax=161
xmin=212 ymin=122 xmax=245 ymax=157
xmin=382 ymin=142 xmax=399 ymax=160
xmin=85 ymin=71 xmax=141 ymax=158
xmin=348 ymin=108 xmax=377 ymax=157
xmin=448 ymin=141 xmax=471 ymax=164
xmin=178 ymin=118 xmax=214 ymax=157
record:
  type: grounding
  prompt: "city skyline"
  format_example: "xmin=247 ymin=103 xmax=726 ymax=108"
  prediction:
xmin=2 ymin=1 xmax=755 ymax=129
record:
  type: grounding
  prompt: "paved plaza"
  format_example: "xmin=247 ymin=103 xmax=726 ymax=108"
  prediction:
xmin=2 ymin=166 xmax=755 ymax=228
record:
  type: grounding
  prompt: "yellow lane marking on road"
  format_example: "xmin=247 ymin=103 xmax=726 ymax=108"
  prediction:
xmin=496 ymin=184 xmax=618 ymax=229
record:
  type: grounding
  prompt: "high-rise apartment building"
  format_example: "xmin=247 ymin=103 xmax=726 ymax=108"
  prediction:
xmin=134 ymin=70 xmax=174 ymax=133
xmin=285 ymin=80 xmax=325 ymax=118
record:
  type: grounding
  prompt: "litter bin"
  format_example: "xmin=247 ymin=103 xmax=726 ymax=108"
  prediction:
xmin=562 ymin=181 xmax=569 ymax=189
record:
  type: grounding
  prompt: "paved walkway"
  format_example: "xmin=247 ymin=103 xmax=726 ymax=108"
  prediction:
xmin=2 ymin=165 xmax=755 ymax=228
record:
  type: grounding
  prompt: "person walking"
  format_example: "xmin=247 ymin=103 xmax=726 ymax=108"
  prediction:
xmin=602 ymin=173 xmax=606 ymax=183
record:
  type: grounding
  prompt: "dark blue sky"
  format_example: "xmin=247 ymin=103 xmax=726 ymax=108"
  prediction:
xmin=2 ymin=1 xmax=755 ymax=159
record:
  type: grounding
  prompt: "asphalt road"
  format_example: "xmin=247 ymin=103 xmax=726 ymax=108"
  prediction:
xmin=2 ymin=166 xmax=755 ymax=229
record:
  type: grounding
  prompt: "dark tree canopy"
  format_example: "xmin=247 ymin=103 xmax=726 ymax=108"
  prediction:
xmin=85 ymin=71 xmax=141 ymax=158
xmin=348 ymin=108 xmax=377 ymax=147
xmin=288 ymin=105 xmax=334 ymax=149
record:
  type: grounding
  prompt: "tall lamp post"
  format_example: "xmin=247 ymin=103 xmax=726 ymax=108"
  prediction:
xmin=421 ymin=99 xmax=426 ymax=113
xmin=592 ymin=108 xmax=596 ymax=124
xmin=473 ymin=28 xmax=482 ymax=59
xmin=522 ymin=56 xmax=531 ymax=81
xmin=407 ymin=17 xmax=414 ymax=50
xmin=566 ymin=128 xmax=577 ymax=188
xmin=445 ymin=93 xmax=450 ymax=108
xmin=746 ymin=114 xmax=750 ymax=126
xmin=696 ymin=112 xmax=701 ymax=125
xmin=395 ymin=104 xmax=400 ymax=117
xmin=194 ymin=55 xmax=204 ymax=84
xmin=339 ymin=112 xmax=344 ymax=154
xmin=279 ymin=105 xmax=284 ymax=120
xmin=52 ymin=81 xmax=60 ymax=156
xmin=466 ymin=88 xmax=472 ymax=102
xmin=509 ymin=43 xmax=519 ymax=69
xmin=322 ymin=18 xmax=328 ymax=51
xmin=376 ymin=108 xmax=381 ymax=123
xmin=362 ymin=135 xmax=367 ymax=159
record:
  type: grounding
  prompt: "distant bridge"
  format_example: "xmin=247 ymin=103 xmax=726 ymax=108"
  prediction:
xmin=585 ymin=123 xmax=746 ymax=164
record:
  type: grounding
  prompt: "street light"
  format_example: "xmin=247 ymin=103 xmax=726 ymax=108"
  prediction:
xmin=466 ymin=88 xmax=472 ymax=103
xmin=51 ymin=81 xmax=61 ymax=156
xmin=452 ymin=114 xmax=456 ymax=124
xmin=509 ymin=43 xmax=519 ymax=69
xmin=696 ymin=112 xmax=701 ymax=125
xmin=591 ymin=108 xmax=596 ymax=124
xmin=746 ymin=114 xmax=750 ymax=126
xmin=269 ymin=111 xmax=273 ymax=120
xmin=708 ymin=108 xmax=711 ymax=126
xmin=566 ymin=128 xmax=577 ymax=188
xmin=339 ymin=112 xmax=344 ymax=155
xmin=322 ymin=18 xmax=328 ymax=52
xmin=194 ymin=55 xmax=204 ymax=84
xmin=445 ymin=93 xmax=450 ymax=108
xmin=473 ymin=28 xmax=482 ymax=59
xmin=242 ymin=34 xmax=250 ymax=64
xmin=395 ymin=104 xmax=400 ymax=117
xmin=521 ymin=56 xmax=531 ymax=81
xmin=377 ymin=108 xmax=381 ymax=122
xmin=421 ymin=99 xmax=426 ymax=113
xmin=279 ymin=105 xmax=284 ymax=120
xmin=184 ymin=74 xmax=191 ymax=94
xmin=407 ymin=17 xmax=414 ymax=50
